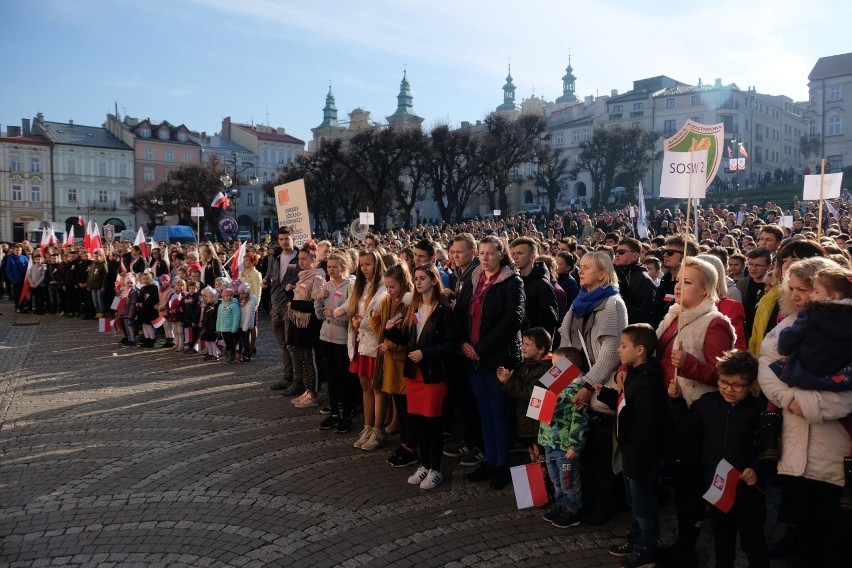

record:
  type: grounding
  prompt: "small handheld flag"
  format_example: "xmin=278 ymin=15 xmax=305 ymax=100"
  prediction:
xmin=539 ymin=356 xmax=583 ymax=394
xmin=151 ymin=314 xmax=165 ymax=329
xmin=702 ymin=458 xmax=742 ymax=512
xmin=526 ymin=386 xmax=557 ymax=423
xmin=510 ymin=463 xmax=549 ymax=509
xmin=98 ymin=318 xmax=113 ymax=333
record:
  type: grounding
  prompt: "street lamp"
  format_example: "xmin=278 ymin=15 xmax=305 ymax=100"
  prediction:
xmin=220 ymin=151 xmax=259 ymax=237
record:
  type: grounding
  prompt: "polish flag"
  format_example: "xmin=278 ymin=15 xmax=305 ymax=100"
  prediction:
xmin=616 ymin=392 xmax=626 ymax=437
xmin=64 ymin=225 xmax=75 ymax=247
xmin=738 ymin=143 xmax=748 ymax=158
xmin=78 ymin=215 xmax=86 ymax=227
xmin=134 ymin=228 xmax=149 ymax=258
xmin=510 ymin=463 xmax=549 ymax=509
xmin=702 ymin=458 xmax=742 ymax=513
xmin=539 ymin=356 xmax=583 ymax=394
xmin=83 ymin=221 xmax=92 ymax=252
xmin=211 ymin=191 xmax=230 ymax=209
xmin=98 ymin=318 xmax=113 ymax=333
xmin=184 ymin=327 xmax=195 ymax=344
xmin=526 ymin=386 xmax=557 ymax=423
xmin=39 ymin=228 xmax=56 ymax=255
xmin=88 ymin=222 xmax=102 ymax=254
xmin=19 ymin=278 xmax=31 ymax=303
xmin=110 ymin=296 xmax=124 ymax=312
xmin=727 ymin=145 xmax=733 ymax=159
xmin=230 ymin=241 xmax=247 ymax=279
xmin=151 ymin=314 xmax=165 ymax=328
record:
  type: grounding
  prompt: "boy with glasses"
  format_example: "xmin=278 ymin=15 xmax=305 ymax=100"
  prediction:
xmin=736 ymin=248 xmax=772 ymax=343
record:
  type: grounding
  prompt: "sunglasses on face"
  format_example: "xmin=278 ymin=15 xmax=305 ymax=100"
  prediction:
xmin=614 ymin=249 xmax=634 ymax=256
xmin=662 ymin=249 xmax=683 ymax=256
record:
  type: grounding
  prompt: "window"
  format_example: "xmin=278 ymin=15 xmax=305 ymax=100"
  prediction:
xmin=278 ymin=150 xmax=284 ymax=164
xmin=158 ymin=129 xmax=169 ymax=140
xmin=263 ymin=149 xmax=269 ymax=163
xmin=555 ymin=131 xmax=564 ymax=145
xmin=828 ymin=155 xmax=843 ymax=172
xmin=632 ymin=121 xmax=641 ymax=128
xmin=247 ymin=192 xmax=255 ymax=206
xmin=177 ymin=131 xmax=187 ymax=142
xmin=663 ymin=119 xmax=677 ymax=137
xmin=98 ymin=161 xmax=107 ymax=176
xmin=144 ymin=167 xmax=154 ymax=182
xmin=572 ymin=129 xmax=580 ymax=143
xmin=582 ymin=128 xmax=590 ymax=140
xmin=119 ymin=163 xmax=128 ymax=178
xmin=633 ymin=102 xmax=643 ymax=110
xmin=138 ymin=127 xmax=150 ymax=138
xmin=30 ymin=157 xmax=40 ymax=173
xmin=828 ymin=115 xmax=842 ymax=136
xmin=10 ymin=158 xmax=21 ymax=172
xmin=829 ymin=86 xmax=842 ymax=102
xmin=691 ymin=94 xmax=702 ymax=106
xmin=183 ymin=151 xmax=192 ymax=163
xmin=263 ymin=172 xmax=268 ymax=183
xmin=67 ymin=159 xmax=76 ymax=174
xmin=144 ymin=147 xmax=153 ymax=160
xmin=31 ymin=186 xmax=41 ymax=201
xmin=755 ymin=125 xmax=764 ymax=142
xmin=119 ymin=191 xmax=130 ymax=205
xmin=166 ymin=151 xmax=175 ymax=162
xmin=98 ymin=190 xmax=108 ymax=203
xmin=666 ymin=98 xmax=675 ymax=109
xmin=67 ymin=188 xmax=77 ymax=203
xmin=11 ymin=185 xmax=22 ymax=200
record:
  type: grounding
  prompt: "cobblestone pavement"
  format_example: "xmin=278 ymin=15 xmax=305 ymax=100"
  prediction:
xmin=0 ymin=303 xmax=784 ymax=567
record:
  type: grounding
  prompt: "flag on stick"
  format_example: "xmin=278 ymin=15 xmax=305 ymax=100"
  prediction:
xmin=184 ymin=327 xmax=195 ymax=345
xmin=98 ymin=318 xmax=113 ymax=333
xmin=539 ymin=356 xmax=583 ymax=394
xmin=230 ymin=241 xmax=247 ymax=279
xmin=64 ymin=225 xmax=74 ymax=247
xmin=510 ymin=463 xmax=549 ymax=509
xmin=526 ymin=386 xmax=557 ymax=423
xmin=703 ymin=458 xmax=742 ymax=512
xmin=635 ymin=182 xmax=649 ymax=239
xmin=211 ymin=191 xmax=230 ymax=209
xmin=738 ymin=143 xmax=748 ymax=158
xmin=134 ymin=228 xmax=149 ymax=258
xmin=151 ymin=314 xmax=165 ymax=328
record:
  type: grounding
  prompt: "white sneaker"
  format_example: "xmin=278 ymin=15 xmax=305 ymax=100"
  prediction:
xmin=419 ymin=469 xmax=444 ymax=490
xmin=353 ymin=426 xmax=373 ymax=449
xmin=407 ymin=465 xmax=429 ymax=485
xmin=361 ymin=428 xmax=385 ymax=451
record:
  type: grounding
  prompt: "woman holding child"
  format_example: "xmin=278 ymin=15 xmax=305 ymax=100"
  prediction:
xmin=556 ymin=251 xmax=627 ymax=525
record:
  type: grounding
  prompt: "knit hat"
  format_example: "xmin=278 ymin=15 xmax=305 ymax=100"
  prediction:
xmin=200 ymin=286 xmax=218 ymax=299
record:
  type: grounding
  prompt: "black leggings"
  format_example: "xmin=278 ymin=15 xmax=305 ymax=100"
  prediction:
xmin=410 ymin=414 xmax=443 ymax=471
xmin=318 ymin=341 xmax=356 ymax=417
xmin=392 ymin=394 xmax=413 ymax=449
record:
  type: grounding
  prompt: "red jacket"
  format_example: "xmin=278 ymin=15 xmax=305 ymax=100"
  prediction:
xmin=717 ymin=299 xmax=746 ymax=350
xmin=657 ymin=316 xmax=734 ymax=388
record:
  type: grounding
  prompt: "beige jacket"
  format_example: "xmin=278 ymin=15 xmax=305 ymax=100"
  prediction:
xmin=758 ymin=315 xmax=852 ymax=487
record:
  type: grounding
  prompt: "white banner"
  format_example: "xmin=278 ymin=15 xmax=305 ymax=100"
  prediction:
xmin=190 ymin=207 xmax=204 ymax=217
xmin=274 ymin=179 xmax=313 ymax=247
xmin=359 ymin=212 xmax=375 ymax=226
xmin=803 ymin=173 xmax=843 ymax=201
xmin=659 ymin=150 xmax=709 ymax=199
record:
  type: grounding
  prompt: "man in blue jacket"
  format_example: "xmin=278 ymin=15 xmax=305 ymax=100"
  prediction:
xmin=4 ymin=244 xmax=29 ymax=312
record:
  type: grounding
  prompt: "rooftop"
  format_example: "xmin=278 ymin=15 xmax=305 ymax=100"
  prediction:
xmin=232 ymin=122 xmax=305 ymax=145
xmin=809 ymin=52 xmax=852 ymax=81
xmin=38 ymin=121 xmax=132 ymax=150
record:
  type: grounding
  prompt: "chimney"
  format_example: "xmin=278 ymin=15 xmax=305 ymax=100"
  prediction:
xmin=714 ymin=78 xmax=722 ymax=87
xmin=277 ymin=127 xmax=286 ymax=135
xmin=222 ymin=116 xmax=231 ymax=139
xmin=611 ymin=89 xmax=618 ymax=96
xmin=69 ymin=119 xmax=74 ymax=126
xmin=8 ymin=125 xmax=21 ymax=136
xmin=22 ymin=118 xmax=31 ymax=136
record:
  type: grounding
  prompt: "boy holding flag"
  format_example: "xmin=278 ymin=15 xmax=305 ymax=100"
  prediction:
xmin=668 ymin=350 xmax=771 ymax=568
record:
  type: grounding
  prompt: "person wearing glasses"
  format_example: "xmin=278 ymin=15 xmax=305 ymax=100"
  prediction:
xmin=649 ymin=235 xmax=698 ymax=329
xmin=737 ymin=247 xmax=773 ymax=344
xmin=613 ymin=237 xmax=656 ymax=325
xmin=655 ymin=256 xmax=736 ymax=566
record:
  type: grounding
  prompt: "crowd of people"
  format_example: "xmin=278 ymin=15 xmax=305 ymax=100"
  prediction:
xmin=2 ymin=196 xmax=852 ymax=568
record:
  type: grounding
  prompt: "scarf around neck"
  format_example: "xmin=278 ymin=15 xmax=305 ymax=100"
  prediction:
xmin=571 ymin=285 xmax=619 ymax=318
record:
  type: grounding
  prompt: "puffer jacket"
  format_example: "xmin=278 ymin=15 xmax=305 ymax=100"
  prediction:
xmin=215 ymin=298 xmax=241 ymax=333
xmin=758 ymin=315 xmax=852 ymax=487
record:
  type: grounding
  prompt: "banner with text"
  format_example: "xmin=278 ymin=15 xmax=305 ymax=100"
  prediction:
xmin=275 ymin=179 xmax=313 ymax=247
xmin=664 ymin=119 xmax=724 ymax=190
xmin=659 ymin=149 xmax=709 ymax=198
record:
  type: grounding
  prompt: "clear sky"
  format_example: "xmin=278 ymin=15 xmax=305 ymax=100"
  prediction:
xmin=3 ymin=0 xmax=850 ymax=145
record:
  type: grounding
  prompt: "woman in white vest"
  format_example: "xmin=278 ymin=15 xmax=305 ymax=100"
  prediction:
xmin=656 ymin=255 xmax=736 ymax=566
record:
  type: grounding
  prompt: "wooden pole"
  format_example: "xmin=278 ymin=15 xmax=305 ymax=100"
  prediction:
xmin=674 ymin=152 xmax=696 ymax=385
xmin=818 ymin=159 xmax=825 ymax=238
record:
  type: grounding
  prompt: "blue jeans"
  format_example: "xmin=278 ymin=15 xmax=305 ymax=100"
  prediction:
xmin=622 ymin=451 xmax=660 ymax=550
xmin=91 ymin=289 xmax=104 ymax=314
xmin=544 ymin=447 xmax=582 ymax=515
xmin=124 ymin=317 xmax=137 ymax=342
xmin=468 ymin=370 xmax=511 ymax=466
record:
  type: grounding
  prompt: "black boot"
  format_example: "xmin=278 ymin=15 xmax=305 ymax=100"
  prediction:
xmin=466 ymin=462 xmax=494 ymax=482
xmin=841 ymin=456 xmax=852 ymax=510
xmin=758 ymin=410 xmax=782 ymax=461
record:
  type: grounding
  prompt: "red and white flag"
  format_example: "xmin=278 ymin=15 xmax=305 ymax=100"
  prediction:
xmin=616 ymin=392 xmax=626 ymax=437
xmin=211 ymin=191 xmax=230 ymax=209
xmin=703 ymin=458 xmax=742 ymax=513
xmin=151 ymin=314 xmax=165 ymax=328
xmin=78 ymin=215 xmax=86 ymax=227
xmin=510 ymin=463 xmax=549 ymax=509
xmin=738 ymin=142 xmax=748 ymax=158
xmin=83 ymin=221 xmax=92 ymax=252
xmin=526 ymin=386 xmax=557 ymax=423
xmin=98 ymin=318 xmax=113 ymax=333
xmin=230 ymin=241 xmax=247 ymax=279
xmin=88 ymin=221 xmax=102 ymax=253
xmin=134 ymin=228 xmax=149 ymax=258
xmin=64 ymin=225 xmax=74 ymax=247
xmin=539 ymin=356 xmax=583 ymax=394
xmin=39 ymin=228 xmax=56 ymax=255
xmin=184 ymin=327 xmax=195 ymax=344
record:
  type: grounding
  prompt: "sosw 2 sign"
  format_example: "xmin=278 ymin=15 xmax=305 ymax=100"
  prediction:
xmin=659 ymin=150 xmax=709 ymax=198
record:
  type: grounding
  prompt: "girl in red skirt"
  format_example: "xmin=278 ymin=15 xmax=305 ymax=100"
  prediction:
xmin=336 ymin=249 xmax=387 ymax=449
xmin=385 ymin=263 xmax=459 ymax=490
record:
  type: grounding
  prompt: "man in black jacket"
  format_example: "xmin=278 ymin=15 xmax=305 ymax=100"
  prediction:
xmin=263 ymin=227 xmax=301 ymax=394
xmin=613 ymin=238 xmax=656 ymax=324
xmin=650 ymin=235 xmax=698 ymax=329
xmin=510 ymin=237 xmax=558 ymax=337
